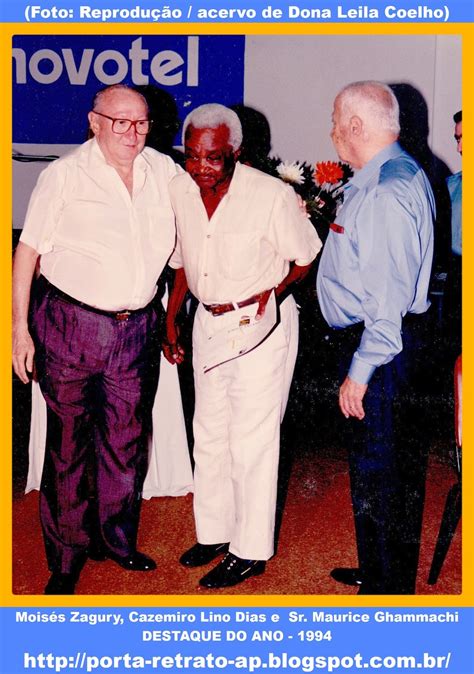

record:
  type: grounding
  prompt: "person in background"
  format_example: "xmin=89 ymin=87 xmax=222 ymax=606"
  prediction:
xmin=444 ymin=110 xmax=462 ymax=362
xmin=163 ymin=103 xmax=322 ymax=589
xmin=317 ymin=81 xmax=435 ymax=594
xmin=12 ymin=84 xmax=181 ymax=594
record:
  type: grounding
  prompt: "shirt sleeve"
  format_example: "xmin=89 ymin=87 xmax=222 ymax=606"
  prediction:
xmin=19 ymin=160 xmax=67 ymax=255
xmin=168 ymin=181 xmax=183 ymax=269
xmin=165 ymin=153 xmax=185 ymax=180
xmin=168 ymin=233 xmax=183 ymax=269
xmin=267 ymin=184 xmax=322 ymax=264
xmin=348 ymin=189 xmax=425 ymax=385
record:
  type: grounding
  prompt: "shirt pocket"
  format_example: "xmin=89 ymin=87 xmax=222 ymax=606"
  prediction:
xmin=145 ymin=206 xmax=177 ymax=255
xmin=217 ymin=230 xmax=259 ymax=281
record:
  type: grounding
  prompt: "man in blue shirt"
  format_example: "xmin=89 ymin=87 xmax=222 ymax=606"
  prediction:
xmin=317 ymin=81 xmax=435 ymax=594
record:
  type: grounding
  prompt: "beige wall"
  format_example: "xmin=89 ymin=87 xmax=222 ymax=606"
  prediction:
xmin=244 ymin=34 xmax=462 ymax=173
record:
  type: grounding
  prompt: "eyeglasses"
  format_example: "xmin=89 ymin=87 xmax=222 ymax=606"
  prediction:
xmin=92 ymin=110 xmax=152 ymax=135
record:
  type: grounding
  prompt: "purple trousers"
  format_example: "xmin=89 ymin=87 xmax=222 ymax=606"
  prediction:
xmin=31 ymin=282 xmax=160 ymax=575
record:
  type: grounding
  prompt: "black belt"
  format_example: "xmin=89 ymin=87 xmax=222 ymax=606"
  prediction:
xmin=39 ymin=276 xmax=151 ymax=321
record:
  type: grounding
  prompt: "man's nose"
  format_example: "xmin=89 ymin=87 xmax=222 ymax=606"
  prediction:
xmin=125 ymin=122 xmax=139 ymax=137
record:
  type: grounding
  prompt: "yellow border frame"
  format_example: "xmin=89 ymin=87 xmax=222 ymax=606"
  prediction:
xmin=1 ymin=21 xmax=472 ymax=611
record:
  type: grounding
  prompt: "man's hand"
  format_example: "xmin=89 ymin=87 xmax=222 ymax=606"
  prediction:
xmin=163 ymin=340 xmax=185 ymax=365
xmin=12 ymin=327 xmax=35 ymax=384
xmin=163 ymin=268 xmax=190 ymax=365
xmin=295 ymin=193 xmax=309 ymax=218
xmin=254 ymin=289 xmax=274 ymax=320
xmin=339 ymin=375 xmax=368 ymax=420
xmin=162 ymin=324 xmax=185 ymax=365
xmin=12 ymin=241 xmax=39 ymax=383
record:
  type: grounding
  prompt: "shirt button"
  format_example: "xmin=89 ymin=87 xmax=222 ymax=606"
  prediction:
xmin=204 ymin=273 xmax=208 ymax=277
xmin=207 ymin=234 xmax=211 ymax=239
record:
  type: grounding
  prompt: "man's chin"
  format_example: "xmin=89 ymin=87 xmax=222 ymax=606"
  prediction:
xmin=193 ymin=176 xmax=216 ymax=189
xmin=122 ymin=145 xmax=143 ymax=157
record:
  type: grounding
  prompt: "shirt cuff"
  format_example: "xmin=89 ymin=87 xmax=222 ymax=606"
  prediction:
xmin=168 ymin=249 xmax=183 ymax=269
xmin=348 ymin=355 xmax=376 ymax=385
xmin=294 ymin=257 xmax=315 ymax=266
xmin=168 ymin=259 xmax=183 ymax=270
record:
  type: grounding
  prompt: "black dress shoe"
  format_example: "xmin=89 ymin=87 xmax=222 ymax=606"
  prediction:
xmin=199 ymin=553 xmax=265 ymax=589
xmin=44 ymin=572 xmax=77 ymax=595
xmin=111 ymin=551 xmax=157 ymax=571
xmin=330 ymin=567 xmax=363 ymax=586
xmin=180 ymin=542 xmax=229 ymax=567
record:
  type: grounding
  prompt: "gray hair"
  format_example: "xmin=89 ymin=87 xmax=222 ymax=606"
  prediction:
xmin=337 ymin=81 xmax=400 ymax=135
xmin=92 ymin=84 xmax=148 ymax=113
xmin=182 ymin=103 xmax=243 ymax=150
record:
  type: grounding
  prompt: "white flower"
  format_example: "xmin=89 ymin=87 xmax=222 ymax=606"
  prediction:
xmin=276 ymin=161 xmax=304 ymax=185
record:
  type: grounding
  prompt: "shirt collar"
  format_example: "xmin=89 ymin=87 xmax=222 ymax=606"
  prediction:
xmin=227 ymin=161 xmax=245 ymax=195
xmin=350 ymin=141 xmax=404 ymax=189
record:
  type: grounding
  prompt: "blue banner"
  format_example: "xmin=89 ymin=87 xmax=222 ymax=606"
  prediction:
xmin=1 ymin=607 xmax=474 ymax=673
xmin=12 ymin=35 xmax=245 ymax=144
xmin=1 ymin=0 xmax=474 ymax=23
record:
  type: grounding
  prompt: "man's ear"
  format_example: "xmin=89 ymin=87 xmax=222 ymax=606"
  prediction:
xmin=349 ymin=115 xmax=363 ymax=137
xmin=233 ymin=148 xmax=242 ymax=161
xmin=88 ymin=111 xmax=99 ymax=136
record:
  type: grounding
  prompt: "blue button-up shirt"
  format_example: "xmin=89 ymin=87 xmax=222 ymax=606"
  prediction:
xmin=317 ymin=142 xmax=435 ymax=385
xmin=447 ymin=171 xmax=462 ymax=256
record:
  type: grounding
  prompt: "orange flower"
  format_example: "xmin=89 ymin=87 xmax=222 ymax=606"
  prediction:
xmin=314 ymin=161 xmax=344 ymax=186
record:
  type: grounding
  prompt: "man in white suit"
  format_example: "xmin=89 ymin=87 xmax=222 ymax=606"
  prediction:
xmin=163 ymin=103 xmax=321 ymax=589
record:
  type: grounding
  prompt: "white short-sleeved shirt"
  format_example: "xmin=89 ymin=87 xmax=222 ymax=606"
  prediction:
xmin=21 ymin=138 xmax=181 ymax=311
xmin=169 ymin=162 xmax=322 ymax=304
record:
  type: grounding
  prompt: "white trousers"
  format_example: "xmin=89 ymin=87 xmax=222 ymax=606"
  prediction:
xmin=192 ymin=296 xmax=299 ymax=560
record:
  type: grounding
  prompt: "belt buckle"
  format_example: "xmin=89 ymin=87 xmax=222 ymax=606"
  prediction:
xmin=208 ymin=303 xmax=225 ymax=316
xmin=115 ymin=311 xmax=131 ymax=321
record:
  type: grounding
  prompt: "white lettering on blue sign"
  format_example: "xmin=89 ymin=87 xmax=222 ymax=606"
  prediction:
xmin=12 ymin=36 xmax=199 ymax=87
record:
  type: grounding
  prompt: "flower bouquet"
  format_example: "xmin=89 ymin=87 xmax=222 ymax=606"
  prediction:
xmin=259 ymin=157 xmax=353 ymax=242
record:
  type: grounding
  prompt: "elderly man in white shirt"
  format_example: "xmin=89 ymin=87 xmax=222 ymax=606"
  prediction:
xmin=163 ymin=103 xmax=322 ymax=589
xmin=12 ymin=84 xmax=181 ymax=595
